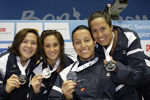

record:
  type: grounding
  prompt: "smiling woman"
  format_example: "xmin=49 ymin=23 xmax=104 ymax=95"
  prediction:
xmin=88 ymin=11 xmax=147 ymax=100
xmin=28 ymin=30 xmax=74 ymax=100
xmin=0 ymin=28 xmax=41 ymax=100
xmin=72 ymin=27 xmax=95 ymax=61
xmin=48 ymin=25 xmax=118 ymax=100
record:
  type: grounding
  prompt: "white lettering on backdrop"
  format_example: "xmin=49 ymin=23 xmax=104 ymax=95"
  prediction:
xmin=21 ymin=7 xmax=149 ymax=20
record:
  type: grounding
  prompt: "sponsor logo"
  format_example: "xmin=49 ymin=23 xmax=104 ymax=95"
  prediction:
xmin=146 ymin=44 xmax=150 ymax=52
xmin=0 ymin=28 xmax=6 ymax=32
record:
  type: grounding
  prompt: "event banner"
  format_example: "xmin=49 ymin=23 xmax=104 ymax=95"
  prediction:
xmin=0 ymin=20 xmax=150 ymax=57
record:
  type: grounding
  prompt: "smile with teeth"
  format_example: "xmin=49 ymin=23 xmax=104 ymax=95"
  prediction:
xmin=50 ymin=52 xmax=56 ymax=55
xmin=99 ymin=37 xmax=106 ymax=42
xmin=25 ymin=50 xmax=32 ymax=53
xmin=81 ymin=50 xmax=88 ymax=53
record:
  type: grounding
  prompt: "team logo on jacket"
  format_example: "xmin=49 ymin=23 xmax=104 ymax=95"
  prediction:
xmin=81 ymin=88 xmax=85 ymax=91
xmin=49 ymin=80 xmax=54 ymax=86
xmin=77 ymin=79 xmax=85 ymax=91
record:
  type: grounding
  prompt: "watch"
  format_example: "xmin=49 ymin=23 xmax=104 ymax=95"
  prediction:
xmin=105 ymin=60 xmax=116 ymax=71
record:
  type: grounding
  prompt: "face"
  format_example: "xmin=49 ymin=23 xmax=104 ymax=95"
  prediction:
xmin=90 ymin=17 xmax=113 ymax=48
xmin=73 ymin=29 xmax=95 ymax=61
xmin=44 ymin=35 xmax=60 ymax=62
xmin=19 ymin=32 xmax=38 ymax=62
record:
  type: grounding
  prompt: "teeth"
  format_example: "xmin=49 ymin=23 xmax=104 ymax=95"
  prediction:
xmin=99 ymin=38 xmax=105 ymax=41
xmin=82 ymin=50 xmax=88 ymax=53
xmin=50 ymin=53 xmax=55 ymax=55
xmin=25 ymin=50 xmax=32 ymax=53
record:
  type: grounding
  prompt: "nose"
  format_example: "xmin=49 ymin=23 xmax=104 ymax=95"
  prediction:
xmin=27 ymin=42 xmax=31 ymax=47
xmin=81 ymin=41 xmax=86 ymax=48
xmin=50 ymin=46 xmax=54 ymax=51
xmin=98 ymin=31 xmax=103 ymax=37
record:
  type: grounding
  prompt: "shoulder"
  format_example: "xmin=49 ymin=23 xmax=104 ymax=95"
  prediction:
xmin=0 ymin=51 xmax=11 ymax=79
xmin=65 ymin=54 xmax=77 ymax=62
xmin=114 ymin=25 xmax=139 ymax=39
xmin=59 ymin=63 xmax=75 ymax=81
xmin=0 ymin=51 xmax=11 ymax=66
xmin=33 ymin=61 xmax=43 ymax=74
xmin=0 ymin=51 xmax=10 ymax=60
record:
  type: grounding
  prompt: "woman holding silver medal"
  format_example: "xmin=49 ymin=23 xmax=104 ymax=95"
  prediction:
xmin=28 ymin=30 xmax=74 ymax=100
xmin=48 ymin=25 xmax=119 ymax=100
xmin=88 ymin=11 xmax=147 ymax=100
xmin=0 ymin=28 xmax=41 ymax=100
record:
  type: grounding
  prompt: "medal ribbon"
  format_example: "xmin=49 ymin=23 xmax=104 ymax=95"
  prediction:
xmin=16 ymin=56 xmax=30 ymax=75
xmin=71 ymin=57 xmax=98 ymax=72
xmin=103 ymin=32 xmax=114 ymax=61
xmin=47 ymin=58 xmax=60 ymax=73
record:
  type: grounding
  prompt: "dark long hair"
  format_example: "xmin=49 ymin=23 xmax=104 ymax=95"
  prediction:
xmin=40 ymin=30 xmax=65 ymax=71
xmin=72 ymin=25 xmax=94 ymax=43
xmin=8 ymin=28 xmax=41 ymax=61
xmin=88 ymin=11 xmax=112 ymax=31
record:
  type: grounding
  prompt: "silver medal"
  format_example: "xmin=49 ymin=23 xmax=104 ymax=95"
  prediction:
xmin=42 ymin=68 xmax=51 ymax=79
xmin=18 ymin=75 xmax=27 ymax=85
xmin=105 ymin=61 xmax=116 ymax=71
xmin=67 ymin=71 xmax=77 ymax=82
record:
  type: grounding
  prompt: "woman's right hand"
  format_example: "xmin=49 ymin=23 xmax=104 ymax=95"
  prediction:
xmin=5 ymin=74 xmax=20 ymax=93
xmin=30 ymin=74 xmax=44 ymax=94
xmin=61 ymin=80 xmax=76 ymax=100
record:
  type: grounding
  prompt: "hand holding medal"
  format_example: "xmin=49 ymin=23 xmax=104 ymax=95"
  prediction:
xmin=6 ymin=74 xmax=20 ymax=93
xmin=30 ymin=74 xmax=44 ymax=93
xmin=62 ymin=71 xmax=77 ymax=100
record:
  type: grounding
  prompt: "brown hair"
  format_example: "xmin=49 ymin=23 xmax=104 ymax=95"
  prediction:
xmin=8 ymin=28 xmax=41 ymax=61
xmin=40 ymin=30 xmax=65 ymax=71
xmin=88 ymin=11 xmax=112 ymax=31
xmin=72 ymin=25 xmax=94 ymax=43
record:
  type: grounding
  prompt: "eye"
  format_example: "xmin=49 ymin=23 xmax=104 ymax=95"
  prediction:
xmin=101 ymin=28 xmax=106 ymax=31
xmin=74 ymin=41 xmax=81 ymax=45
xmin=53 ymin=43 xmax=58 ymax=47
xmin=45 ymin=44 xmax=50 ymax=48
xmin=92 ymin=30 xmax=97 ymax=34
xmin=85 ymin=39 xmax=90 ymax=43
xmin=22 ymin=40 xmax=28 ymax=44
xmin=31 ymin=41 xmax=37 ymax=45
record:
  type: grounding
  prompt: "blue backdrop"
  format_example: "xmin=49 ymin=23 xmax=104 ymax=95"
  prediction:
xmin=0 ymin=0 xmax=149 ymax=20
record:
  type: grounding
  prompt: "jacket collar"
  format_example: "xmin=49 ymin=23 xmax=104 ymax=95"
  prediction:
xmin=8 ymin=52 xmax=37 ymax=76
xmin=77 ymin=52 xmax=98 ymax=66
xmin=95 ymin=25 xmax=128 ymax=55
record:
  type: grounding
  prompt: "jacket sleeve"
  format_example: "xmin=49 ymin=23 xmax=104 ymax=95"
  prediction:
xmin=28 ymin=87 xmax=48 ymax=100
xmin=0 ymin=85 xmax=9 ymax=100
xmin=48 ymin=74 xmax=65 ymax=100
xmin=0 ymin=63 xmax=10 ymax=99
xmin=111 ymin=31 xmax=146 ymax=86
xmin=48 ymin=64 xmax=73 ymax=100
xmin=28 ymin=71 xmax=49 ymax=100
